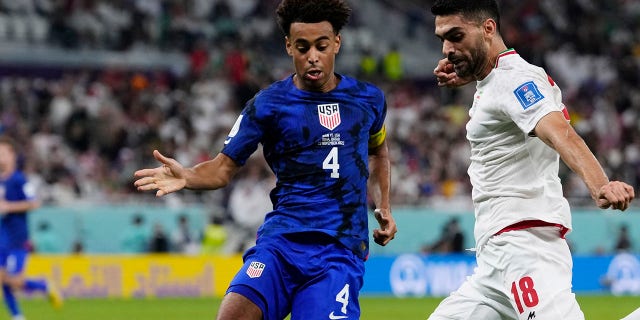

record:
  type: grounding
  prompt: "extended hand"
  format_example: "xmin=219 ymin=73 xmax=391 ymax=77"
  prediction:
xmin=433 ymin=58 xmax=473 ymax=88
xmin=133 ymin=150 xmax=187 ymax=197
xmin=596 ymin=181 xmax=635 ymax=211
xmin=373 ymin=208 xmax=397 ymax=246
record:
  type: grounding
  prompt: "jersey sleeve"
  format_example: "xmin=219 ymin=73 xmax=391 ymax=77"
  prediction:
xmin=502 ymin=70 xmax=565 ymax=134
xmin=368 ymin=88 xmax=387 ymax=149
xmin=5 ymin=173 xmax=34 ymax=202
xmin=220 ymin=97 xmax=265 ymax=166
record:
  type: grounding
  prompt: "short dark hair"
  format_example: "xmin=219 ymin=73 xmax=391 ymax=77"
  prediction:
xmin=431 ymin=0 xmax=501 ymax=32
xmin=276 ymin=0 xmax=352 ymax=36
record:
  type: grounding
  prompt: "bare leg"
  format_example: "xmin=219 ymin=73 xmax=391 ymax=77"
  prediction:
xmin=621 ymin=307 xmax=640 ymax=320
xmin=216 ymin=292 xmax=263 ymax=320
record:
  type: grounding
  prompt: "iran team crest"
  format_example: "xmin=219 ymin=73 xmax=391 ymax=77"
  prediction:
xmin=318 ymin=103 xmax=341 ymax=130
xmin=246 ymin=261 xmax=266 ymax=278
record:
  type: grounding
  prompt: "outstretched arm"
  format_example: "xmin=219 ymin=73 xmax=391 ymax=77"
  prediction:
xmin=0 ymin=199 xmax=40 ymax=214
xmin=534 ymin=111 xmax=635 ymax=210
xmin=134 ymin=150 xmax=241 ymax=197
xmin=368 ymin=140 xmax=397 ymax=246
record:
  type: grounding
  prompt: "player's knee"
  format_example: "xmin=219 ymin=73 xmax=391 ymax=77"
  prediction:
xmin=2 ymin=275 xmax=24 ymax=290
xmin=216 ymin=292 xmax=263 ymax=320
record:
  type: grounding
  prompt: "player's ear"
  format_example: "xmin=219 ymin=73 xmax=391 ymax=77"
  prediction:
xmin=285 ymin=36 xmax=293 ymax=56
xmin=483 ymin=19 xmax=498 ymax=38
xmin=334 ymin=33 xmax=341 ymax=54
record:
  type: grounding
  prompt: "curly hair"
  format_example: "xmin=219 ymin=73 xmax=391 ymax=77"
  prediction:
xmin=276 ymin=0 xmax=352 ymax=36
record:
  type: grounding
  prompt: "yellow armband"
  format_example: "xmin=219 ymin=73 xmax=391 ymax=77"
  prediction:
xmin=368 ymin=125 xmax=386 ymax=149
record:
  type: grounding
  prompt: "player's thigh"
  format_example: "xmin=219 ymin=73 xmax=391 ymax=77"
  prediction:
xmin=502 ymin=228 xmax=584 ymax=320
xmin=290 ymin=251 xmax=364 ymax=320
xmin=428 ymin=267 xmax=512 ymax=320
xmin=224 ymin=244 xmax=293 ymax=320
xmin=0 ymin=249 xmax=27 ymax=275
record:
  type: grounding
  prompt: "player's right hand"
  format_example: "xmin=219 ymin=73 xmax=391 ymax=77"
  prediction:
xmin=596 ymin=181 xmax=635 ymax=211
xmin=133 ymin=150 xmax=187 ymax=197
xmin=434 ymin=58 xmax=473 ymax=88
xmin=373 ymin=208 xmax=397 ymax=246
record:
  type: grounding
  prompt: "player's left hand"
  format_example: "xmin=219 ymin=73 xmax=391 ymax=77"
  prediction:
xmin=373 ymin=208 xmax=397 ymax=246
xmin=596 ymin=181 xmax=635 ymax=211
xmin=434 ymin=58 xmax=473 ymax=88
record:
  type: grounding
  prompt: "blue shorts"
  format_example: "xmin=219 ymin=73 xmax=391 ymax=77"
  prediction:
xmin=227 ymin=232 xmax=365 ymax=320
xmin=0 ymin=249 xmax=28 ymax=275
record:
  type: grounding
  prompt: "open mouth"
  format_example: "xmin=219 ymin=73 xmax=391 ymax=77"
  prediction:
xmin=305 ymin=70 xmax=323 ymax=81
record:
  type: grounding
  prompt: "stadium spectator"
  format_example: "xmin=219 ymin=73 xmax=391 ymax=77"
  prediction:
xmin=614 ymin=224 xmax=633 ymax=253
xmin=429 ymin=0 xmax=635 ymax=319
xmin=0 ymin=0 xmax=636 ymax=258
xmin=148 ymin=222 xmax=170 ymax=253
xmin=422 ymin=217 xmax=465 ymax=254
xmin=0 ymin=136 xmax=63 ymax=320
xmin=382 ymin=43 xmax=404 ymax=82
xmin=0 ymin=0 xmax=635 ymax=210
xmin=71 ymin=240 xmax=84 ymax=254
xmin=133 ymin=1 xmax=397 ymax=319
xmin=32 ymin=220 xmax=62 ymax=253
xmin=170 ymin=214 xmax=201 ymax=255
xmin=201 ymin=215 xmax=228 ymax=255
xmin=119 ymin=213 xmax=148 ymax=254
xmin=224 ymin=157 xmax=273 ymax=254
xmin=357 ymin=47 xmax=380 ymax=82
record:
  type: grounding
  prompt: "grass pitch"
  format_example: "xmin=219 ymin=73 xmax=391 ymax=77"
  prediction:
xmin=18 ymin=295 xmax=639 ymax=319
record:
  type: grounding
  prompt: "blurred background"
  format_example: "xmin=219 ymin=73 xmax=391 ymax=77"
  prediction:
xmin=1 ymin=0 xmax=640 ymax=302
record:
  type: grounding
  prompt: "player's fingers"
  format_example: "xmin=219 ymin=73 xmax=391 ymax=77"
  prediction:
xmin=433 ymin=59 xmax=447 ymax=74
xmin=623 ymin=184 xmax=636 ymax=203
xmin=153 ymin=150 xmax=175 ymax=166
xmin=134 ymin=175 xmax=160 ymax=186
xmin=376 ymin=227 xmax=397 ymax=245
xmin=600 ymin=182 xmax=634 ymax=211
xmin=597 ymin=198 xmax=611 ymax=209
xmin=155 ymin=185 xmax=180 ymax=197
xmin=133 ymin=168 xmax=159 ymax=178
xmin=373 ymin=229 xmax=392 ymax=246
xmin=136 ymin=183 xmax=159 ymax=191
xmin=612 ymin=183 xmax=634 ymax=208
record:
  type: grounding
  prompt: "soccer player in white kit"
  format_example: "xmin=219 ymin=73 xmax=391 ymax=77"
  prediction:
xmin=429 ymin=0 xmax=636 ymax=319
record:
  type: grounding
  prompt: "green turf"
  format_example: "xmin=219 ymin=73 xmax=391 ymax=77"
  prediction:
xmin=16 ymin=295 xmax=639 ymax=319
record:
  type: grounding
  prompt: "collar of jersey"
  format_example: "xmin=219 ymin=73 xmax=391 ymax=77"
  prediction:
xmin=494 ymin=48 xmax=517 ymax=68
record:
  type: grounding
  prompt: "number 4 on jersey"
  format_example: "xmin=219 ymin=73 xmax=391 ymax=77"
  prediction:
xmin=336 ymin=284 xmax=349 ymax=314
xmin=323 ymin=147 xmax=340 ymax=178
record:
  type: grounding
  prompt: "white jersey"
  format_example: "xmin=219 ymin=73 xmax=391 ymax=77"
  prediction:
xmin=467 ymin=49 xmax=571 ymax=251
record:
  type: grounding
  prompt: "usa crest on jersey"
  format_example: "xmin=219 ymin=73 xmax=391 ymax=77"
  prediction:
xmin=318 ymin=103 xmax=341 ymax=130
xmin=246 ymin=261 xmax=266 ymax=278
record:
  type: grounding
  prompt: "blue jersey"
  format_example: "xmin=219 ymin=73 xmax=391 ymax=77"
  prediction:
xmin=0 ymin=171 xmax=34 ymax=250
xmin=222 ymin=74 xmax=386 ymax=260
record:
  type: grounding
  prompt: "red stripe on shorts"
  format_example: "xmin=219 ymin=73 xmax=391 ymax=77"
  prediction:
xmin=494 ymin=220 xmax=569 ymax=238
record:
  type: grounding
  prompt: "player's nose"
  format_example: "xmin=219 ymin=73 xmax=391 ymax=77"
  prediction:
xmin=442 ymin=40 xmax=455 ymax=57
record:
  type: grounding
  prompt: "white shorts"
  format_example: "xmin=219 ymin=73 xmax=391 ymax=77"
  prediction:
xmin=428 ymin=227 xmax=584 ymax=320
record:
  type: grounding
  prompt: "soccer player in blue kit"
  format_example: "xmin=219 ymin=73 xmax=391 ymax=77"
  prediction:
xmin=133 ymin=0 xmax=398 ymax=319
xmin=0 ymin=136 xmax=63 ymax=320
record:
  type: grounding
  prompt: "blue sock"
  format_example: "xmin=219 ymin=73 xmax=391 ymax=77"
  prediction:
xmin=24 ymin=278 xmax=47 ymax=293
xmin=2 ymin=284 xmax=20 ymax=317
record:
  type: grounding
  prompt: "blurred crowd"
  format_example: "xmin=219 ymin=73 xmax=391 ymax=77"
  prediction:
xmin=0 ymin=0 xmax=639 ymax=224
